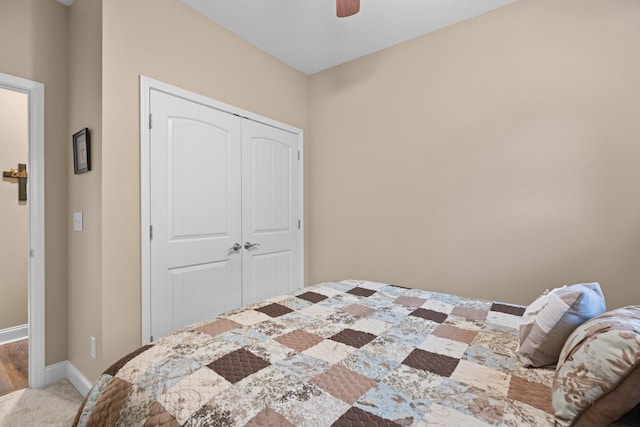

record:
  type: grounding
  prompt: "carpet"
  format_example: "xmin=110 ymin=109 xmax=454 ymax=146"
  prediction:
xmin=0 ymin=380 xmax=82 ymax=426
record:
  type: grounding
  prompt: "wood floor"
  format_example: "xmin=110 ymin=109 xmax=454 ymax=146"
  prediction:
xmin=0 ymin=339 xmax=28 ymax=397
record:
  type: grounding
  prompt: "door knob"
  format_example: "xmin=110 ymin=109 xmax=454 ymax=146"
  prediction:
xmin=230 ymin=243 xmax=242 ymax=252
xmin=244 ymin=242 xmax=261 ymax=250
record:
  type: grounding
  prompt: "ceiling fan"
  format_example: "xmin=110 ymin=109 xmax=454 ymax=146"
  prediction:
xmin=337 ymin=0 xmax=360 ymax=17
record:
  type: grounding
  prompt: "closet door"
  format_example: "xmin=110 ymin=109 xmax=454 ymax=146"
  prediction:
xmin=150 ymin=90 xmax=242 ymax=340
xmin=241 ymin=119 xmax=301 ymax=305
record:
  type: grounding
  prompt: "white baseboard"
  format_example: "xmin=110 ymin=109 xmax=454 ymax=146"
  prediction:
xmin=66 ymin=362 xmax=93 ymax=397
xmin=45 ymin=360 xmax=93 ymax=397
xmin=44 ymin=361 xmax=67 ymax=384
xmin=0 ymin=324 xmax=28 ymax=345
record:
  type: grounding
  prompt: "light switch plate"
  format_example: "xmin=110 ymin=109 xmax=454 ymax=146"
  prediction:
xmin=73 ymin=211 xmax=83 ymax=231
xmin=90 ymin=336 xmax=96 ymax=359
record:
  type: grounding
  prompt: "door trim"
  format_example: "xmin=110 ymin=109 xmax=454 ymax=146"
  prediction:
xmin=140 ymin=76 xmax=304 ymax=345
xmin=0 ymin=72 xmax=46 ymax=388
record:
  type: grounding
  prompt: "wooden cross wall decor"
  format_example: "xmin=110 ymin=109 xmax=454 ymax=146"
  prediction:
xmin=2 ymin=163 xmax=28 ymax=201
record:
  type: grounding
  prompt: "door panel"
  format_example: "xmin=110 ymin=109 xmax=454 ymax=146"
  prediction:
xmin=150 ymin=90 xmax=242 ymax=339
xmin=247 ymin=251 xmax=292 ymax=304
xmin=169 ymin=261 xmax=240 ymax=329
xmin=169 ymin=118 xmax=231 ymax=238
xmin=252 ymin=139 xmax=291 ymax=232
xmin=242 ymin=120 xmax=300 ymax=305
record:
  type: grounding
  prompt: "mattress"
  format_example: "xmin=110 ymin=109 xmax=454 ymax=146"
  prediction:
xmin=74 ymin=280 xmax=562 ymax=426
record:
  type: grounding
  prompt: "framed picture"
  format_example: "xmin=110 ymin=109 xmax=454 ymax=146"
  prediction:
xmin=73 ymin=128 xmax=91 ymax=174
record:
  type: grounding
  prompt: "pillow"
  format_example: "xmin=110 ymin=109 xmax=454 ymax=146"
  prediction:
xmin=517 ymin=282 xmax=606 ymax=367
xmin=553 ymin=306 xmax=640 ymax=427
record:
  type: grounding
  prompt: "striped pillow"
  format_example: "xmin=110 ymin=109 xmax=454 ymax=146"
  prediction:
xmin=517 ymin=282 xmax=606 ymax=368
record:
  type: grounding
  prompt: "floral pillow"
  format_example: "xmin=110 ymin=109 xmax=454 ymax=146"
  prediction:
xmin=517 ymin=282 xmax=606 ymax=367
xmin=553 ymin=306 xmax=640 ymax=427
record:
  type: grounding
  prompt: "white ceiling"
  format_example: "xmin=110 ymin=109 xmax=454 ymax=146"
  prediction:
xmin=179 ymin=0 xmax=519 ymax=75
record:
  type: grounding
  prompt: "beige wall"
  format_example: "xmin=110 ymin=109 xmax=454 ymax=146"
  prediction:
xmin=67 ymin=0 xmax=103 ymax=381
xmin=309 ymin=0 xmax=640 ymax=310
xmin=0 ymin=0 xmax=69 ymax=365
xmin=0 ymin=88 xmax=28 ymax=331
xmin=99 ymin=0 xmax=309 ymax=367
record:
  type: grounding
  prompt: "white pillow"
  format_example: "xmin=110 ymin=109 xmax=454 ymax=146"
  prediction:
xmin=517 ymin=282 xmax=606 ymax=367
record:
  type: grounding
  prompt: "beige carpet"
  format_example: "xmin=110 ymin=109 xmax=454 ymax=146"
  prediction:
xmin=0 ymin=380 xmax=83 ymax=426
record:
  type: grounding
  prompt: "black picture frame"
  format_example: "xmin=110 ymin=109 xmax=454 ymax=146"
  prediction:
xmin=73 ymin=128 xmax=91 ymax=174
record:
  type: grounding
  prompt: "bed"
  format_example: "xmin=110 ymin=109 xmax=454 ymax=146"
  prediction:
xmin=73 ymin=280 xmax=639 ymax=426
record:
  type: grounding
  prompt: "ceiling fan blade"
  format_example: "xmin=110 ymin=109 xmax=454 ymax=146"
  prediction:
xmin=337 ymin=0 xmax=360 ymax=17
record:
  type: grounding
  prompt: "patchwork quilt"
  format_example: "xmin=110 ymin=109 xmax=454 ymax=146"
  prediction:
xmin=74 ymin=280 xmax=560 ymax=426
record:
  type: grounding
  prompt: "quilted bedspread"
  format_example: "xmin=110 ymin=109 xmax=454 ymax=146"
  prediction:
xmin=74 ymin=280 xmax=559 ymax=426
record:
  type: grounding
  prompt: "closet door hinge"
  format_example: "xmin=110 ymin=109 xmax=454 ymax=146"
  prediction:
xmin=150 ymin=225 xmax=153 ymax=240
xmin=298 ymin=219 xmax=301 ymax=230
xmin=298 ymin=150 xmax=301 ymax=161
xmin=149 ymin=114 xmax=153 ymax=130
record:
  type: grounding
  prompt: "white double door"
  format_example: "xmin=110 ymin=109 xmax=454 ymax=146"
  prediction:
xmin=150 ymin=90 xmax=301 ymax=340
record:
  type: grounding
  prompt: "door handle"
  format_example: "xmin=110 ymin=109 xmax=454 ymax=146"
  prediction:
xmin=244 ymin=242 xmax=261 ymax=250
xmin=230 ymin=243 xmax=242 ymax=252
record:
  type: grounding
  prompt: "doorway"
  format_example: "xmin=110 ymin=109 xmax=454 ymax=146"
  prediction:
xmin=0 ymin=87 xmax=28 ymax=396
xmin=0 ymin=72 xmax=45 ymax=390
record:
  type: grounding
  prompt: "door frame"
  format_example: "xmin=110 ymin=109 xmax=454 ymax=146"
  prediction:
xmin=0 ymin=72 xmax=46 ymax=388
xmin=140 ymin=76 xmax=304 ymax=345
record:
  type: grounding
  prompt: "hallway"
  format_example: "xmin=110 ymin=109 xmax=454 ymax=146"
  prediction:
xmin=0 ymin=339 xmax=27 ymax=397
